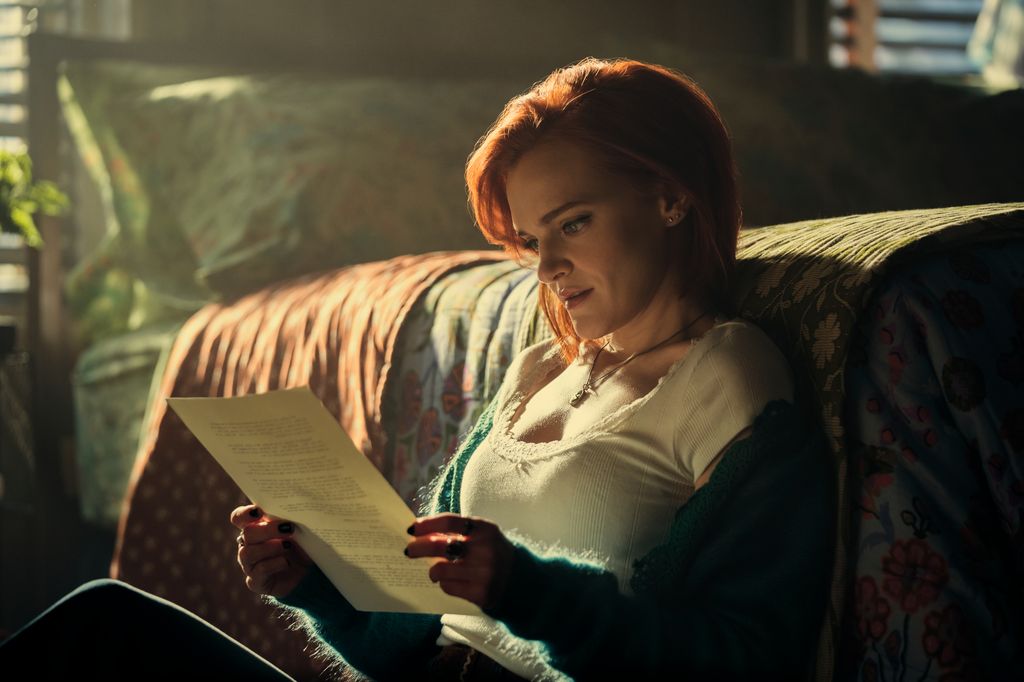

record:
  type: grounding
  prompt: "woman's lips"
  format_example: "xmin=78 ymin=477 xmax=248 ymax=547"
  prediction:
xmin=564 ymin=289 xmax=592 ymax=310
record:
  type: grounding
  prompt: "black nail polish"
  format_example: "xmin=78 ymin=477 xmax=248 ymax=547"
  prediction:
xmin=278 ymin=522 xmax=293 ymax=534
xmin=407 ymin=524 xmax=415 ymax=535
xmin=403 ymin=547 xmax=409 ymax=557
xmin=248 ymin=508 xmax=262 ymax=518
xmin=282 ymin=540 xmax=293 ymax=550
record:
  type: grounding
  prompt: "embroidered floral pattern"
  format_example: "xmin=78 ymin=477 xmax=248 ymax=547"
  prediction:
xmin=792 ymin=262 xmax=834 ymax=303
xmin=845 ymin=239 xmax=1024 ymax=681
xmin=754 ymin=260 xmax=790 ymax=297
xmin=941 ymin=290 xmax=985 ymax=329
xmin=811 ymin=313 xmax=841 ymax=368
xmin=416 ymin=407 xmax=442 ymax=463
xmin=922 ymin=604 xmax=973 ymax=669
xmin=942 ymin=357 xmax=986 ymax=412
xmin=881 ymin=539 xmax=948 ymax=613
xmin=442 ymin=362 xmax=470 ymax=420
xmin=855 ymin=577 xmax=892 ymax=641
xmin=399 ymin=369 xmax=422 ymax=432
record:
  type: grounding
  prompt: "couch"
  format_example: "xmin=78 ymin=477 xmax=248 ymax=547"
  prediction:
xmin=108 ymin=202 xmax=1024 ymax=681
xmin=41 ymin=34 xmax=1023 ymax=682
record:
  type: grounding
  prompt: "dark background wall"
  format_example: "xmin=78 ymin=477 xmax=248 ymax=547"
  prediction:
xmin=127 ymin=0 xmax=828 ymax=65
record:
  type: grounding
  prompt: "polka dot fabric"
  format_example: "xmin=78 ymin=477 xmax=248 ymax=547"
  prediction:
xmin=111 ymin=250 xmax=503 ymax=681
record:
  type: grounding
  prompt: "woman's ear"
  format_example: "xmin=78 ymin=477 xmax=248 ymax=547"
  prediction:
xmin=658 ymin=191 xmax=689 ymax=227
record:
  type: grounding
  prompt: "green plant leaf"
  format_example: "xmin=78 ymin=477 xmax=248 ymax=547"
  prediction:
xmin=0 ymin=151 xmax=67 ymax=246
xmin=9 ymin=206 xmax=42 ymax=247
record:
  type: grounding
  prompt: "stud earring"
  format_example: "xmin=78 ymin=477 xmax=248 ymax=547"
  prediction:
xmin=666 ymin=214 xmax=680 ymax=226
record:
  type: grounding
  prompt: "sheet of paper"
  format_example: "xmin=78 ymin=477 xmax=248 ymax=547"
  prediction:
xmin=167 ymin=386 xmax=480 ymax=616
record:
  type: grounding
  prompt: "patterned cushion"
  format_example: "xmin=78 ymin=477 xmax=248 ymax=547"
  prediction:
xmin=841 ymin=242 xmax=1024 ymax=681
xmin=381 ymin=259 xmax=548 ymax=507
xmin=731 ymin=203 xmax=1024 ymax=680
xmin=61 ymin=62 xmax=523 ymax=343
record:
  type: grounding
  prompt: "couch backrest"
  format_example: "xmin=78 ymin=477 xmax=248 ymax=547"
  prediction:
xmin=729 ymin=202 xmax=1024 ymax=679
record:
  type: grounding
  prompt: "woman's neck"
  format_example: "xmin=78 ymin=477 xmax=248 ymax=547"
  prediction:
xmin=602 ymin=295 xmax=711 ymax=360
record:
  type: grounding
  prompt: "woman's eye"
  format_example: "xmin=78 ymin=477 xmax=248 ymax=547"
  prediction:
xmin=562 ymin=216 xmax=588 ymax=235
xmin=519 ymin=216 xmax=587 ymax=253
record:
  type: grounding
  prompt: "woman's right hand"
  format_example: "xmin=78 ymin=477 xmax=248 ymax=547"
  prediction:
xmin=230 ymin=504 xmax=313 ymax=598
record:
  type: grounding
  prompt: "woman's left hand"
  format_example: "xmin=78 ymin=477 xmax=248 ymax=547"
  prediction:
xmin=406 ymin=513 xmax=515 ymax=610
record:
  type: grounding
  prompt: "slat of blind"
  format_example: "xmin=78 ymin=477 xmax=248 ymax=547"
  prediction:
xmin=830 ymin=0 xmax=982 ymax=75
xmin=0 ymin=120 xmax=25 ymax=135
xmin=878 ymin=0 xmax=983 ymax=17
xmin=0 ymin=2 xmax=26 ymax=286
xmin=876 ymin=17 xmax=977 ymax=45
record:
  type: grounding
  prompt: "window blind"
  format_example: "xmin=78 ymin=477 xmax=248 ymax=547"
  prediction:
xmin=0 ymin=1 xmax=68 ymax=332
xmin=830 ymin=0 xmax=984 ymax=75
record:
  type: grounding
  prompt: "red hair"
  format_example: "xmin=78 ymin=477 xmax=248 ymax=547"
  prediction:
xmin=465 ymin=58 xmax=741 ymax=362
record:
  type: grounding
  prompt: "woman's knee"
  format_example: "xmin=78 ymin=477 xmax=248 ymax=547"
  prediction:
xmin=60 ymin=578 xmax=145 ymax=610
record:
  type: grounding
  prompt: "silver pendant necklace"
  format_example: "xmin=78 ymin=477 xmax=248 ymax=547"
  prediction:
xmin=569 ymin=310 xmax=710 ymax=408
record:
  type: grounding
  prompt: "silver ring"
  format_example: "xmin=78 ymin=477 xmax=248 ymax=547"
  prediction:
xmin=236 ymin=533 xmax=246 ymax=547
xmin=444 ymin=537 xmax=466 ymax=563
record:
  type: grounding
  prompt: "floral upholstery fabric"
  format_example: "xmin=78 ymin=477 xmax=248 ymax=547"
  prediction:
xmin=730 ymin=203 xmax=1024 ymax=681
xmin=380 ymin=259 xmax=550 ymax=507
xmin=841 ymin=242 xmax=1024 ymax=681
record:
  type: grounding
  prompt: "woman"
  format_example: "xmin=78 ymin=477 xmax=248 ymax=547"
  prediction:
xmin=0 ymin=58 xmax=832 ymax=681
xmin=235 ymin=58 xmax=834 ymax=680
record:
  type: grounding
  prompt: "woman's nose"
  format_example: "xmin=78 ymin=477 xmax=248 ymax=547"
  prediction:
xmin=535 ymin=245 xmax=570 ymax=285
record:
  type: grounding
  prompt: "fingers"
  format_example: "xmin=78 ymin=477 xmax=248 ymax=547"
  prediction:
xmin=238 ymin=537 xmax=291 ymax=574
xmin=243 ymin=551 xmax=292 ymax=595
xmin=425 ymin=549 xmax=503 ymax=609
xmin=406 ymin=514 xmax=497 ymax=565
xmin=431 ymin=570 xmax=492 ymax=606
xmin=238 ymin=519 xmax=296 ymax=546
xmin=405 ymin=533 xmax=472 ymax=561
xmin=229 ymin=503 xmax=265 ymax=529
xmin=237 ymin=534 xmax=311 ymax=593
xmin=405 ymin=514 xmax=513 ymax=609
xmin=409 ymin=513 xmax=492 ymax=538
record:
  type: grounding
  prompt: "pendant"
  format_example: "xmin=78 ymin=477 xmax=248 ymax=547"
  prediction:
xmin=570 ymin=387 xmax=589 ymax=407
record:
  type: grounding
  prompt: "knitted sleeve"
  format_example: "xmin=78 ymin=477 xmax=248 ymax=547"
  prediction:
xmin=267 ymin=398 xmax=499 ymax=678
xmin=272 ymin=566 xmax=441 ymax=678
xmin=483 ymin=400 xmax=835 ymax=681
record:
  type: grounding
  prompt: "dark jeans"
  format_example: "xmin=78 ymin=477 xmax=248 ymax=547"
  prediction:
xmin=0 ymin=579 xmax=294 ymax=681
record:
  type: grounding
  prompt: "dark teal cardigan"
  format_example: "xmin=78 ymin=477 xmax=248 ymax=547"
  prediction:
xmin=276 ymin=398 xmax=835 ymax=681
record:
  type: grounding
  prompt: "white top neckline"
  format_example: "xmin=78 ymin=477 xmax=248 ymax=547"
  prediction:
xmin=495 ymin=318 xmax=729 ymax=462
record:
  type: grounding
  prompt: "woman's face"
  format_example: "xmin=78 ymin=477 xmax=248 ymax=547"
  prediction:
xmin=506 ymin=137 xmax=687 ymax=344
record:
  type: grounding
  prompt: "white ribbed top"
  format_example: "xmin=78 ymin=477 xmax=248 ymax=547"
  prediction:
xmin=438 ymin=318 xmax=794 ymax=680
